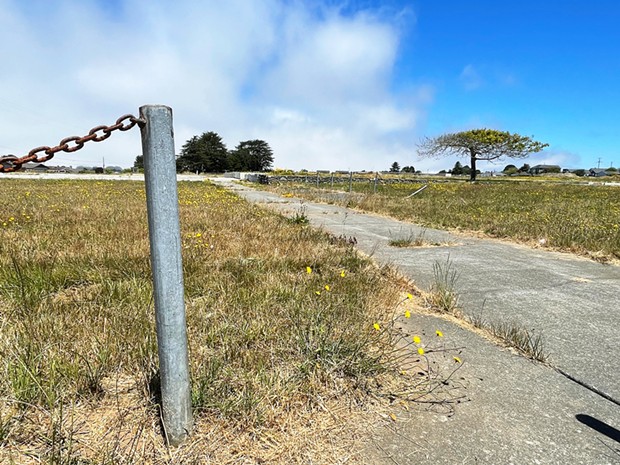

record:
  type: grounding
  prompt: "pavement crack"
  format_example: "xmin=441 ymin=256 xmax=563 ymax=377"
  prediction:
xmin=553 ymin=366 xmax=620 ymax=407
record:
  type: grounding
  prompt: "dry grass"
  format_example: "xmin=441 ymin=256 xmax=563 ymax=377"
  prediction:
xmin=268 ymin=178 xmax=620 ymax=262
xmin=0 ymin=179 xmax=459 ymax=464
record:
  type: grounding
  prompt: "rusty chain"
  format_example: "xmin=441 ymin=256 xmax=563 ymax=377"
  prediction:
xmin=0 ymin=114 xmax=145 ymax=173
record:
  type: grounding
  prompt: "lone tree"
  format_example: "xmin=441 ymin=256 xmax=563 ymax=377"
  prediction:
xmin=417 ymin=129 xmax=548 ymax=181
xmin=389 ymin=161 xmax=401 ymax=172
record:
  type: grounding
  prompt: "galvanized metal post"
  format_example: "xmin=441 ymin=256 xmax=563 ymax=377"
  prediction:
xmin=349 ymin=171 xmax=353 ymax=193
xmin=331 ymin=172 xmax=334 ymax=188
xmin=316 ymin=173 xmax=319 ymax=189
xmin=374 ymin=172 xmax=378 ymax=193
xmin=139 ymin=105 xmax=193 ymax=446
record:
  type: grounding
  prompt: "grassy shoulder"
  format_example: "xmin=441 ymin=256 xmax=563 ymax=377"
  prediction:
xmin=0 ymin=179 xmax=458 ymax=464
xmin=264 ymin=178 xmax=620 ymax=262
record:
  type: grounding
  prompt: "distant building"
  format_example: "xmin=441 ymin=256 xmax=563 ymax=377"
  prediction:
xmin=529 ymin=164 xmax=561 ymax=175
xmin=21 ymin=162 xmax=49 ymax=172
xmin=589 ymin=168 xmax=608 ymax=177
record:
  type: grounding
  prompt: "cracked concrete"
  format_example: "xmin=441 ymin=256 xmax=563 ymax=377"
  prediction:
xmin=214 ymin=178 xmax=620 ymax=464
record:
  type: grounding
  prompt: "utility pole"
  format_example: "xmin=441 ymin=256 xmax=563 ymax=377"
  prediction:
xmin=597 ymin=157 xmax=602 ymax=169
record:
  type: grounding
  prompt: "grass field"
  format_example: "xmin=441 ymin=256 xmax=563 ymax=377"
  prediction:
xmin=268 ymin=177 xmax=620 ymax=262
xmin=0 ymin=179 xmax=457 ymax=464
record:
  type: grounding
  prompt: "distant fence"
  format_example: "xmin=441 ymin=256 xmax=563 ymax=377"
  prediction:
xmin=263 ymin=171 xmax=429 ymax=194
xmin=268 ymin=172 xmax=424 ymax=185
xmin=0 ymin=106 xmax=193 ymax=446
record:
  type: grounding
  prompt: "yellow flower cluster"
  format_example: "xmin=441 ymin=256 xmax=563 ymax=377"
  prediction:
xmin=305 ymin=266 xmax=346 ymax=297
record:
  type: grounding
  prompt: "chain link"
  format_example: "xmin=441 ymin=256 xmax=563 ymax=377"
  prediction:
xmin=0 ymin=114 xmax=145 ymax=173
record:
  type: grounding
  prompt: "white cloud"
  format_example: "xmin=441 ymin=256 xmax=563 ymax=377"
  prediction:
xmin=459 ymin=64 xmax=483 ymax=91
xmin=459 ymin=64 xmax=519 ymax=92
xmin=0 ymin=0 xmax=428 ymax=171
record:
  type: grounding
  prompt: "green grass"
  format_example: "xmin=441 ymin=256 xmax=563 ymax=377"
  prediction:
xmin=270 ymin=177 xmax=620 ymax=261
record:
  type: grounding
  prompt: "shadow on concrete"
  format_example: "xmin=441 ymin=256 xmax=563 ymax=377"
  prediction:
xmin=576 ymin=414 xmax=620 ymax=444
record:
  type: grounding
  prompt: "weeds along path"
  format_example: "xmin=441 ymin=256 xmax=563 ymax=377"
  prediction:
xmin=264 ymin=177 xmax=620 ymax=263
xmin=215 ymin=178 xmax=620 ymax=464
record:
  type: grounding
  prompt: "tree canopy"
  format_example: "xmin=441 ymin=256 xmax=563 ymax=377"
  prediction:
xmin=176 ymin=132 xmax=229 ymax=173
xmin=389 ymin=162 xmax=401 ymax=172
xmin=418 ymin=129 xmax=548 ymax=181
xmin=229 ymin=140 xmax=274 ymax=172
xmin=175 ymin=133 xmax=274 ymax=173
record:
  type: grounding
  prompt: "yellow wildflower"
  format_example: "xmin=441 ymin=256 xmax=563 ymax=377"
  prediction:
xmin=324 ymin=284 xmax=330 ymax=291
xmin=417 ymin=347 xmax=425 ymax=355
xmin=406 ymin=293 xmax=413 ymax=300
xmin=436 ymin=330 xmax=444 ymax=337
xmin=413 ymin=335 xmax=421 ymax=344
xmin=404 ymin=310 xmax=411 ymax=318
xmin=315 ymin=291 xmax=321 ymax=296
xmin=340 ymin=270 xmax=346 ymax=278
xmin=453 ymin=356 xmax=462 ymax=363
xmin=373 ymin=323 xmax=381 ymax=331
xmin=306 ymin=266 xmax=312 ymax=274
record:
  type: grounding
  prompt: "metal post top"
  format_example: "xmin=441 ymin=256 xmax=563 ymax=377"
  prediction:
xmin=140 ymin=104 xmax=173 ymax=113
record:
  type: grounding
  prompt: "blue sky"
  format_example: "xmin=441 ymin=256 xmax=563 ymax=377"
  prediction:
xmin=1 ymin=0 xmax=618 ymax=171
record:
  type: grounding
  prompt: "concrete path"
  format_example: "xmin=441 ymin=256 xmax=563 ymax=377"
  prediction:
xmin=213 ymin=179 xmax=620 ymax=464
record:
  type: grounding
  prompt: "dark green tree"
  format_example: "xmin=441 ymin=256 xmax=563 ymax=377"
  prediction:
xmin=133 ymin=155 xmax=144 ymax=170
xmin=389 ymin=162 xmax=401 ymax=172
xmin=518 ymin=163 xmax=531 ymax=173
xmin=229 ymin=140 xmax=274 ymax=171
xmin=401 ymin=165 xmax=416 ymax=173
xmin=452 ymin=161 xmax=464 ymax=175
xmin=418 ymin=129 xmax=548 ymax=181
xmin=176 ymin=132 xmax=229 ymax=173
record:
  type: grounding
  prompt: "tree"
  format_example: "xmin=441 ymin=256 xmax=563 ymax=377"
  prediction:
xmin=518 ymin=163 xmax=531 ymax=173
xmin=389 ymin=162 xmax=401 ymax=172
xmin=229 ymin=140 xmax=274 ymax=171
xmin=176 ymin=132 xmax=229 ymax=173
xmin=418 ymin=129 xmax=548 ymax=181
xmin=503 ymin=164 xmax=518 ymax=175
xmin=452 ymin=161 xmax=464 ymax=175
xmin=401 ymin=165 xmax=416 ymax=173
xmin=134 ymin=155 xmax=144 ymax=170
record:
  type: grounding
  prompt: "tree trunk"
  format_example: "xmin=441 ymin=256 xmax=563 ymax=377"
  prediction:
xmin=470 ymin=150 xmax=477 ymax=182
